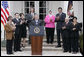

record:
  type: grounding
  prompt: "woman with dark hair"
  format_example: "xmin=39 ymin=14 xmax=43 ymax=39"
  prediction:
xmin=5 ymin=16 xmax=16 ymax=54
xmin=70 ymin=17 xmax=81 ymax=54
xmin=25 ymin=7 xmax=36 ymax=44
xmin=20 ymin=13 xmax=27 ymax=47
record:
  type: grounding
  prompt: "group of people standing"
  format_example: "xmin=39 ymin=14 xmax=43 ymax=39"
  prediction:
xmin=5 ymin=7 xmax=43 ymax=55
xmin=5 ymin=13 xmax=27 ymax=54
xmin=44 ymin=7 xmax=81 ymax=54
xmin=5 ymin=7 xmax=81 ymax=55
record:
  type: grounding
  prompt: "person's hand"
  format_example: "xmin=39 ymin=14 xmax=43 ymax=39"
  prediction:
xmin=12 ymin=27 xmax=16 ymax=30
xmin=62 ymin=26 xmax=66 ymax=29
xmin=14 ymin=23 xmax=16 ymax=26
xmin=50 ymin=19 xmax=52 ymax=22
xmin=12 ymin=22 xmax=16 ymax=26
xmin=73 ymin=28 xmax=76 ymax=30
xmin=15 ymin=23 xmax=16 ymax=25
xmin=25 ymin=20 xmax=27 ymax=23
xmin=20 ymin=21 xmax=23 ymax=24
xmin=56 ymin=16 xmax=60 ymax=20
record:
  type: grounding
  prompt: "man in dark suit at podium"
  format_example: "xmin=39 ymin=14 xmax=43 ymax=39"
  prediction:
xmin=30 ymin=14 xmax=44 ymax=26
xmin=29 ymin=14 xmax=44 ymax=55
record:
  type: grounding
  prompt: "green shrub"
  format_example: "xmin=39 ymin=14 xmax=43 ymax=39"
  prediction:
xmin=79 ymin=34 xmax=83 ymax=53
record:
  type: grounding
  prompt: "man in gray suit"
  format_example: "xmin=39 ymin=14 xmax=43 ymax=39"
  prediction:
xmin=30 ymin=14 xmax=44 ymax=26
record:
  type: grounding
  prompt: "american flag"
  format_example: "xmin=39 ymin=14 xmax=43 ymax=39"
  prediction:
xmin=1 ymin=1 xmax=9 ymax=29
xmin=67 ymin=1 xmax=73 ymax=16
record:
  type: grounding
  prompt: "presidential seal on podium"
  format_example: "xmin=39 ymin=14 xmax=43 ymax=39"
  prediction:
xmin=34 ymin=27 xmax=40 ymax=33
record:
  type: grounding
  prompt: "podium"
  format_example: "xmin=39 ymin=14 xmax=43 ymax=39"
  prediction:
xmin=29 ymin=26 xmax=44 ymax=55
xmin=31 ymin=36 xmax=43 ymax=55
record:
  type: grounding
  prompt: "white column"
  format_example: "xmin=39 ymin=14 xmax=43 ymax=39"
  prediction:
xmin=64 ymin=1 xmax=68 ymax=18
xmin=1 ymin=23 xmax=4 ymax=41
xmin=73 ymin=1 xmax=83 ymax=33
xmin=73 ymin=1 xmax=83 ymax=23
xmin=35 ymin=1 xmax=39 ymax=16
xmin=9 ymin=1 xmax=14 ymax=17
xmin=23 ymin=1 xmax=25 ymax=13
xmin=8 ymin=1 xmax=11 ymax=15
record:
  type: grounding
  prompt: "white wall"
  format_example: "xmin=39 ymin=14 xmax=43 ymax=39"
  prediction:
xmin=9 ymin=1 xmax=24 ymax=17
xmin=1 ymin=1 xmax=83 ymax=40
xmin=73 ymin=1 xmax=83 ymax=23
xmin=48 ymin=1 xmax=64 ymax=15
xmin=9 ymin=1 xmax=84 ymax=34
xmin=1 ymin=23 xmax=4 ymax=41
xmin=9 ymin=1 xmax=83 ymax=23
xmin=73 ymin=1 xmax=83 ymax=33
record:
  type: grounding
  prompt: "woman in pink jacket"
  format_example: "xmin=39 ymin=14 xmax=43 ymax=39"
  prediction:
xmin=44 ymin=10 xmax=55 ymax=44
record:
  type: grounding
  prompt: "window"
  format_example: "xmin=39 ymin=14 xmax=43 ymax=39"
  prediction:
xmin=24 ymin=1 xmax=47 ymax=20
xmin=39 ymin=1 xmax=46 ymax=20
xmin=24 ymin=1 xmax=35 ymax=14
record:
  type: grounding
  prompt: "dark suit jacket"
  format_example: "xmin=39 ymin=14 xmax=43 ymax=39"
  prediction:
xmin=25 ymin=13 xmax=33 ymax=21
xmin=30 ymin=19 xmax=44 ymax=26
xmin=25 ymin=13 xmax=36 ymax=27
xmin=70 ymin=22 xmax=81 ymax=39
xmin=61 ymin=22 xmax=71 ymax=37
xmin=55 ymin=12 xmax=66 ymax=29
xmin=12 ymin=18 xmax=21 ymax=34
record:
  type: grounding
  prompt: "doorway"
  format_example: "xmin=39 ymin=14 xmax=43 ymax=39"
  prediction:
xmin=24 ymin=1 xmax=48 ymax=20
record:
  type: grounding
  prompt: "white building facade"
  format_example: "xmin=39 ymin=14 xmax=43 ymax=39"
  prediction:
xmin=8 ymin=1 xmax=83 ymax=22
xmin=1 ymin=1 xmax=83 ymax=40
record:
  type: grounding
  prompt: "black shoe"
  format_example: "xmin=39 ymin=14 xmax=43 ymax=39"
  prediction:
xmin=22 ymin=44 xmax=26 ymax=48
xmin=14 ymin=50 xmax=17 ymax=52
xmin=46 ymin=42 xmax=49 ymax=44
xmin=21 ymin=44 xmax=23 ymax=47
xmin=7 ymin=52 xmax=13 ymax=55
xmin=69 ymin=51 xmax=71 ymax=53
xmin=63 ymin=50 xmax=68 ymax=52
xmin=47 ymin=43 xmax=49 ymax=44
xmin=50 ymin=42 xmax=53 ymax=44
xmin=18 ymin=50 xmax=22 ymax=52
xmin=55 ymin=45 xmax=61 ymax=47
xmin=23 ymin=46 xmax=26 ymax=48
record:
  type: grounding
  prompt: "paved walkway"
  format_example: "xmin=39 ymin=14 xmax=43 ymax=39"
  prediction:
xmin=1 ymin=36 xmax=82 ymax=56
xmin=1 ymin=50 xmax=82 ymax=56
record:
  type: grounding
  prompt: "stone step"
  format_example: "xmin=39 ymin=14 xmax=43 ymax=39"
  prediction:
xmin=1 ymin=42 xmax=63 ymax=51
xmin=22 ymin=46 xmax=63 ymax=51
xmin=26 ymin=35 xmax=61 ymax=39
xmin=1 ymin=35 xmax=63 ymax=51
xmin=21 ymin=41 xmax=63 ymax=47
xmin=1 ymin=51 xmax=82 ymax=56
xmin=24 ymin=38 xmax=63 ymax=43
xmin=1 ymin=46 xmax=80 ymax=51
xmin=1 ymin=46 xmax=63 ymax=51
